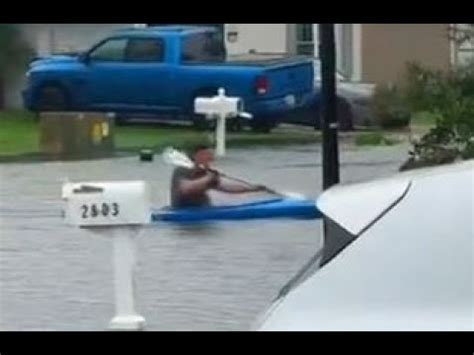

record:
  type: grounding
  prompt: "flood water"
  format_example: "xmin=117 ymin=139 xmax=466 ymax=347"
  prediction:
xmin=0 ymin=143 xmax=408 ymax=330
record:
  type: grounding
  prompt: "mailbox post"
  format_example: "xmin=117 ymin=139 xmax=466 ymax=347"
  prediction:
xmin=62 ymin=181 xmax=151 ymax=330
xmin=194 ymin=88 xmax=251 ymax=157
xmin=109 ymin=226 xmax=143 ymax=330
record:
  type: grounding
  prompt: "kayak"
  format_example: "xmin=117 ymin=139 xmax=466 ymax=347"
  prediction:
xmin=151 ymin=198 xmax=320 ymax=223
xmin=150 ymin=197 xmax=321 ymax=223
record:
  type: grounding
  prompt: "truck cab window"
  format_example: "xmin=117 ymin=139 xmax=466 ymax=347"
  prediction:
xmin=181 ymin=32 xmax=225 ymax=62
xmin=125 ymin=38 xmax=164 ymax=62
xmin=89 ymin=38 xmax=128 ymax=61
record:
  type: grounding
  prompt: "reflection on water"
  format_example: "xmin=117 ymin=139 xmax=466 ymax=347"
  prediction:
xmin=154 ymin=222 xmax=223 ymax=237
xmin=0 ymin=144 xmax=407 ymax=330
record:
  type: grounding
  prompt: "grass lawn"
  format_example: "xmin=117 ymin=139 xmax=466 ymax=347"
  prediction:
xmin=354 ymin=131 xmax=396 ymax=146
xmin=0 ymin=110 xmax=322 ymax=158
xmin=0 ymin=110 xmax=39 ymax=155
xmin=409 ymin=111 xmax=438 ymax=137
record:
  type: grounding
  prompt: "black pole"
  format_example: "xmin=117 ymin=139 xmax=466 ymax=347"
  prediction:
xmin=318 ymin=24 xmax=341 ymax=268
xmin=319 ymin=24 xmax=340 ymax=190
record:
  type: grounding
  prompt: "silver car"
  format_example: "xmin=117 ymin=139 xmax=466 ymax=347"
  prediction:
xmin=256 ymin=160 xmax=473 ymax=331
xmin=283 ymin=59 xmax=376 ymax=130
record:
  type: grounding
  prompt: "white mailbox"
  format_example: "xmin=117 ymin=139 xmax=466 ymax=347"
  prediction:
xmin=194 ymin=88 xmax=252 ymax=157
xmin=62 ymin=181 xmax=151 ymax=227
xmin=194 ymin=95 xmax=243 ymax=119
xmin=62 ymin=180 xmax=151 ymax=330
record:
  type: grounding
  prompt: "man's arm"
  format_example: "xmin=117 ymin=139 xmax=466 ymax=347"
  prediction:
xmin=178 ymin=172 xmax=217 ymax=196
xmin=214 ymin=180 xmax=267 ymax=194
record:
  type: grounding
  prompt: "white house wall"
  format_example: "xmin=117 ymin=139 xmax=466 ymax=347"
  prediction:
xmin=225 ymin=24 xmax=288 ymax=55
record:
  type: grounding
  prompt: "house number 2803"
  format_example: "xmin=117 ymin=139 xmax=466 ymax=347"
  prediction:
xmin=81 ymin=203 xmax=119 ymax=219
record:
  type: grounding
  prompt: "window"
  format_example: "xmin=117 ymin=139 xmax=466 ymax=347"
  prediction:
xmin=125 ymin=38 xmax=164 ymax=62
xmin=337 ymin=24 xmax=353 ymax=78
xmin=296 ymin=24 xmax=314 ymax=56
xmin=181 ymin=32 xmax=225 ymax=62
xmin=89 ymin=38 xmax=127 ymax=61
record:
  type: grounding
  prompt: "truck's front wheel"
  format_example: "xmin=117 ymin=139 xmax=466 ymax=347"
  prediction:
xmin=37 ymin=86 xmax=68 ymax=111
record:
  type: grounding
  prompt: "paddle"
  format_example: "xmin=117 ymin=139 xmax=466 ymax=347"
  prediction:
xmin=162 ymin=147 xmax=304 ymax=199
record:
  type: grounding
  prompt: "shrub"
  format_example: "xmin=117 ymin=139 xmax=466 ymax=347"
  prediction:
xmin=370 ymin=84 xmax=411 ymax=129
xmin=0 ymin=25 xmax=33 ymax=82
xmin=400 ymin=62 xmax=474 ymax=170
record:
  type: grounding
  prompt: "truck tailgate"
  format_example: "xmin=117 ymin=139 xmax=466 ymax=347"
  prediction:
xmin=263 ymin=60 xmax=314 ymax=99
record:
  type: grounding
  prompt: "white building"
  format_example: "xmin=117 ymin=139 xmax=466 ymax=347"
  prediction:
xmin=225 ymin=24 xmax=359 ymax=81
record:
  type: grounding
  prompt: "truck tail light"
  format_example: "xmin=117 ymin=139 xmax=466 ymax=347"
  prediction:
xmin=255 ymin=76 xmax=269 ymax=95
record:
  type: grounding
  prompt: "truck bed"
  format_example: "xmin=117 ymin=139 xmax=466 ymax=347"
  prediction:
xmin=184 ymin=53 xmax=313 ymax=68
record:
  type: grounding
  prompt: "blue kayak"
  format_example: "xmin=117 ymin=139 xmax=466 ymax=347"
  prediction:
xmin=150 ymin=197 xmax=321 ymax=223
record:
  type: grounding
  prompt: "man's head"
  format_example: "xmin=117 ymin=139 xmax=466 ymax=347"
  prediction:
xmin=190 ymin=145 xmax=214 ymax=169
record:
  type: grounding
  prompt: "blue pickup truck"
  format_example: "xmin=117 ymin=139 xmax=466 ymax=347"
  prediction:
xmin=23 ymin=26 xmax=316 ymax=132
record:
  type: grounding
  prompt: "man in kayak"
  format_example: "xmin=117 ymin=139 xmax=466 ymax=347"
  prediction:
xmin=171 ymin=145 xmax=266 ymax=208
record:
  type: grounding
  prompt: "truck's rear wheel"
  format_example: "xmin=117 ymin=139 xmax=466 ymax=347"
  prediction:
xmin=249 ymin=120 xmax=275 ymax=133
xmin=227 ymin=117 xmax=245 ymax=132
xmin=192 ymin=116 xmax=214 ymax=131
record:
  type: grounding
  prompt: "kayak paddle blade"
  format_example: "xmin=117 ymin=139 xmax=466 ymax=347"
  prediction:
xmin=163 ymin=147 xmax=195 ymax=169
